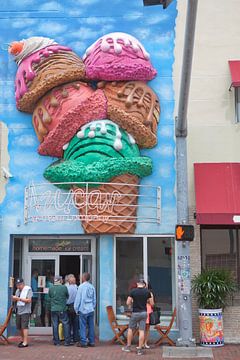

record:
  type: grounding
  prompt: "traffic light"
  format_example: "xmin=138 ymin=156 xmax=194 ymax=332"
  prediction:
xmin=175 ymin=225 xmax=194 ymax=241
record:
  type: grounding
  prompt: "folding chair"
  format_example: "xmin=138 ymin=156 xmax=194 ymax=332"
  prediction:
xmin=106 ymin=305 xmax=129 ymax=346
xmin=155 ymin=307 xmax=176 ymax=346
xmin=0 ymin=306 xmax=13 ymax=345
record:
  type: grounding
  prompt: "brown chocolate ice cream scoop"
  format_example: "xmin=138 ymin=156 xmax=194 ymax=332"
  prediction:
xmin=99 ymin=81 xmax=160 ymax=148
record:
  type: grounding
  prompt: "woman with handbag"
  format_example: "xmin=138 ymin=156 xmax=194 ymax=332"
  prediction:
xmin=144 ymin=284 xmax=154 ymax=349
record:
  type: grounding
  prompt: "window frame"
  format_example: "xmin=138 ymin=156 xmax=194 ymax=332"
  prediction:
xmin=235 ymin=86 xmax=240 ymax=123
xmin=114 ymin=234 xmax=176 ymax=315
xmin=200 ymin=225 xmax=240 ymax=284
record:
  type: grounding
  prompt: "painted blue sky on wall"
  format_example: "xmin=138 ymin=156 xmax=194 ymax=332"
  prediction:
xmin=0 ymin=0 xmax=177 ymax=235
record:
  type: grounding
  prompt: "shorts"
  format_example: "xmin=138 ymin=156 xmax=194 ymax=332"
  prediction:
xmin=129 ymin=311 xmax=147 ymax=331
xmin=16 ymin=313 xmax=30 ymax=330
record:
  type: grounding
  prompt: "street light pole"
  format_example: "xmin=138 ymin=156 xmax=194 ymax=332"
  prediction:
xmin=175 ymin=0 xmax=198 ymax=347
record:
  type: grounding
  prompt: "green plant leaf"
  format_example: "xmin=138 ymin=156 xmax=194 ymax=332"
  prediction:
xmin=191 ymin=268 xmax=237 ymax=310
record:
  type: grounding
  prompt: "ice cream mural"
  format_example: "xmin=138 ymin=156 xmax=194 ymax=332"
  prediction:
xmin=9 ymin=33 xmax=160 ymax=234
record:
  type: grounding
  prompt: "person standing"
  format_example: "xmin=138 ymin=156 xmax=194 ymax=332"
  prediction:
xmin=66 ymin=274 xmax=79 ymax=343
xmin=48 ymin=275 xmax=71 ymax=346
xmin=74 ymin=272 xmax=96 ymax=348
xmin=12 ymin=278 xmax=32 ymax=348
xmin=122 ymin=277 xmax=153 ymax=356
xmin=144 ymin=284 xmax=154 ymax=349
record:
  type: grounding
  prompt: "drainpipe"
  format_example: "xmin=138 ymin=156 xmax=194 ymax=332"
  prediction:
xmin=175 ymin=0 xmax=198 ymax=347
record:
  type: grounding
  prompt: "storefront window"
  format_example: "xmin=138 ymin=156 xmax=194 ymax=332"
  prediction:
xmin=30 ymin=259 xmax=55 ymax=327
xmin=201 ymin=226 xmax=240 ymax=304
xmin=116 ymin=236 xmax=174 ymax=316
xmin=147 ymin=237 xmax=173 ymax=313
xmin=116 ymin=237 xmax=143 ymax=314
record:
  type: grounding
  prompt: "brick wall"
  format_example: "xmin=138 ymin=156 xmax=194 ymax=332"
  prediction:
xmin=189 ymin=206 xmax=240 ymax=343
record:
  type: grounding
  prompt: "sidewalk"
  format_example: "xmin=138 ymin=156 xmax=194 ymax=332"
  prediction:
xmin=1 ymin=336 xmax=240 ymax=360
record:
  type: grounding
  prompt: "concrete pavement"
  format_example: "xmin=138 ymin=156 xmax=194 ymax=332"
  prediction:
xmin=1 ymin=336 xmax=240 ymax=360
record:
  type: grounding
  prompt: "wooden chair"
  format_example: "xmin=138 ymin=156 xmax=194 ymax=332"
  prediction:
xmin=106 ymin=305 xmax=129 ymax=346
xmin=0 ymin=306 xmax=13 ymax=345
xmin=154 ymin=307 xmax=176 ymax=346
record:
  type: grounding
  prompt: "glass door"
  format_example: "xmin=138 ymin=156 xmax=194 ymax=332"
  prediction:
xmin=59 ymin=255 xmax=81 ymax=285
xmin=27 ymin=256 xmax=58 ymax=334
xmin=81 ymin=255 xmax=92 ymax=283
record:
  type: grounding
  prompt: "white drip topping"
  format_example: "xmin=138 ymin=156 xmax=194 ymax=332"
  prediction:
xmin=128 ymin=133 xmax=136 ymax=145
xmin=114 ymin=126 xmax=123 ymax=151
xmin=100 ymin=122 xmax=107 ymax=134
xmin=77 ymin=130 xmax=84 ymax=138
xmin=77 ymin=119 xmax=136 ymax=152
xmin=83 ymin=32 xmax=150 ymax=60
xmin=62 ymin=142 xmax=69 ymax=150
xmin=14 ymin=36 xmax=57 ymax=65
xmin=88 ymin=130 xmax=95 ymax=138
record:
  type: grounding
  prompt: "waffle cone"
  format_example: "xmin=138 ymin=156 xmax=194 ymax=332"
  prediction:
xmin=72 ymin=174 xmax=139 ymax=234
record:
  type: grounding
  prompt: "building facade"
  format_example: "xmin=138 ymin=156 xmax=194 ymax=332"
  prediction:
xmin=174 ymin=0 xmax=240 ymax=343
xmin=0 ymin=0 xmax=178 ymax=340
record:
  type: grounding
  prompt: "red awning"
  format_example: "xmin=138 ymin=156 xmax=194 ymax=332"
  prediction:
xmin=228 ymin=60 xmax=240 ymax=87
xmin=194 ymin=163 xmax=240 ymax=225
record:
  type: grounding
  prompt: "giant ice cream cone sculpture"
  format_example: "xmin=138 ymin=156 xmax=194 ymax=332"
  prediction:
xmin=10 ymin=33 xmax=160 ymax=234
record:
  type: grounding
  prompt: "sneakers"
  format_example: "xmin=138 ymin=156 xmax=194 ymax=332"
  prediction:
xmin=122 ymin=345 xmax=131 ymax=352
xmin=18 ymin=343 xmax=28 ymax=348
xmin=137 ymin=345 xmax=150 ymax=350
xmin=136 ymin=348 xmax=144 ymax=356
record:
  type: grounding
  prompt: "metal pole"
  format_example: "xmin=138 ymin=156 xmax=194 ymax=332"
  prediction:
xmin=176 ymin=0 xmax=198 ymax=137
xmin=175 ymin=0 xmax=198 ymax=347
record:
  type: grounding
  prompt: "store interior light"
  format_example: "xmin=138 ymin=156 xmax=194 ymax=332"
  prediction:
xmin=143 ymin=0 xmax=173 ymax=8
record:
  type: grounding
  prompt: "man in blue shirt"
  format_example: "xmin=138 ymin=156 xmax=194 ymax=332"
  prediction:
xmin=66 ymin=274 xmax=79 ymax=343
xmin=74 ymin=272 xmax=96 ymax=347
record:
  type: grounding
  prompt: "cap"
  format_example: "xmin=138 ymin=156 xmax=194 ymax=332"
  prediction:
xmin=136 ymin=276 xmax=146 ymax=285
xmin=54 ymin=275 xmax=62 ymax=283
xmin=15 ymin=278 xmax=24 ymax=285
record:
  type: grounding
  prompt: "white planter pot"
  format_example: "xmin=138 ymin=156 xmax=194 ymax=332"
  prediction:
xmin=198 ymin=308 xmax=224 ymax=347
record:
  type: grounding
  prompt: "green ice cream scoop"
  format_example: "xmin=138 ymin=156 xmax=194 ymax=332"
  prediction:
xmin=44 ymin=120 xmax=153 ymax=189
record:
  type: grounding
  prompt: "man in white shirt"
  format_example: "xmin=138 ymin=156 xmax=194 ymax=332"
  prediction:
xmin=12 ymin=278 xmax=32 ymax=348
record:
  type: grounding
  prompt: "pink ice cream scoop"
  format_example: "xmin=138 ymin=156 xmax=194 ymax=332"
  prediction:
xmin=83 ymin=32 xmax=157 ymax=81
xmin=9 ymin=36 xmax=86 ymax=113
xmin=33 ymin=81 xmax=107 ymax=158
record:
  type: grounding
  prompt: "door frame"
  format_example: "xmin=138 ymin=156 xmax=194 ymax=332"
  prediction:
xmin=22 ymin=235 xmax=96 ymax=335
xmin=23 ymin=235 xmax=96 ymax=286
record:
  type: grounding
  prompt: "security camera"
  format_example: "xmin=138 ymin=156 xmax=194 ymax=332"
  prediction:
xmin=1 ymin=166 xmax=13 ymax=179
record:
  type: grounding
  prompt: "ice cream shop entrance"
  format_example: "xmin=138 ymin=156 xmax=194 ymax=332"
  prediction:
xmin=12 ymin=236 xmax=96 ymax=334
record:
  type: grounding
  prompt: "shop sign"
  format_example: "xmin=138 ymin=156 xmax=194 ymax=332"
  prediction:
xmin=24 ymin=181 xmax=161 ymax=224
xmin=29 ymin=238 xmax=91 ymax=252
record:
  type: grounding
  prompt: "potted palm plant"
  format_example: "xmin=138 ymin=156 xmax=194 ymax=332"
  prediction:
xmin=192 ymin=268 xmax=236 ymax=347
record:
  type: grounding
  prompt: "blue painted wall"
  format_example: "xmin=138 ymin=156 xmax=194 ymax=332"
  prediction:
xmin=98 ymin=235 xmax=114 ymax=341
xmin=0 ymin=0 xmax=177 ymax=335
